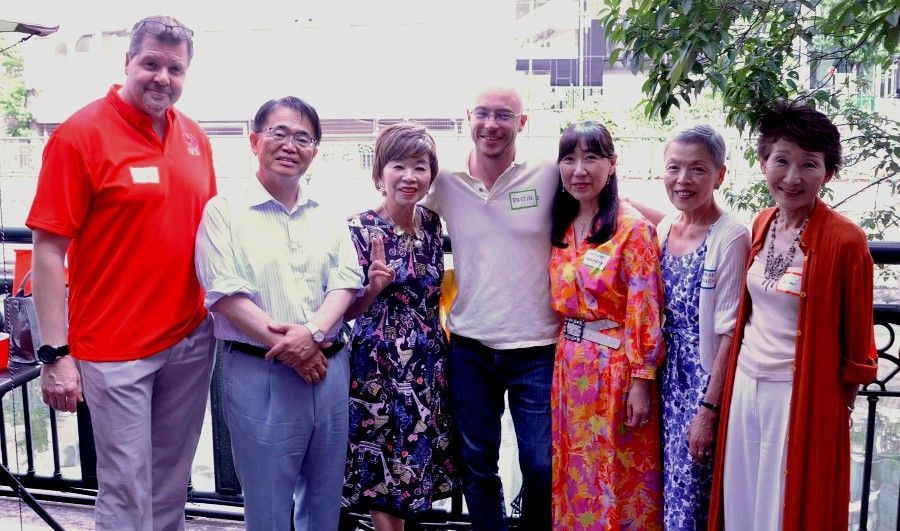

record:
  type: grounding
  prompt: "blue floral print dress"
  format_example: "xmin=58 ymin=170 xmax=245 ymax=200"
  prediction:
xmin=343 ymin=206 xmax=457 ymax=518
xmin=661 ymin=235 xmax=712 ymax=531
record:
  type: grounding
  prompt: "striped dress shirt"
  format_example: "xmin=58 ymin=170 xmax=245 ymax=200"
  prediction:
xmin=194 ymin=178 xmax=363 ymax=346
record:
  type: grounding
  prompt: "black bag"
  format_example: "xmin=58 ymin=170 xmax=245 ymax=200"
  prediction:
xmin=3 ymin=271 xmax=41 ymax=364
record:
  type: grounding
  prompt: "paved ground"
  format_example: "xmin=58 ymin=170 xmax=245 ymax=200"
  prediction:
xmin=0 ymin=497 xmax=244 ymax=530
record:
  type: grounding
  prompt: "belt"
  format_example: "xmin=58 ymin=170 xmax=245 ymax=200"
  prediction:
xmin=224 ymin=340 xmax=345 ymax=360
xmin=563 ymin=317 xmax=621 ymax=349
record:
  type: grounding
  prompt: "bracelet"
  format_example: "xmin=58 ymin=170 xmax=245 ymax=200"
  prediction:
xmin=699 ymin=400 xmax=719 ymax=413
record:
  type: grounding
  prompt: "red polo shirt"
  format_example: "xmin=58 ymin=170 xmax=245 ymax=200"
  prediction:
xmin=26 ymin=85 xmax=217 ymax=361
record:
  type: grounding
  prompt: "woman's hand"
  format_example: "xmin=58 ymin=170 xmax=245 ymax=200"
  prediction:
xmin=368 ymin=235 xmax=395 ymax=296
xmin=844 ymin=383 xmax=860 ymax=412
xmin=625 ymin=377 xmax=652 ymax=428
xmin=688 ymin=408 xmax=717 ymax=462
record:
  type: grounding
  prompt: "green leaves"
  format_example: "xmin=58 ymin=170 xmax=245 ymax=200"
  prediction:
xmin=598 ymin=0 xmax=899 ymax=240
xmin=0 ymin=41 xmax=34 ymax=137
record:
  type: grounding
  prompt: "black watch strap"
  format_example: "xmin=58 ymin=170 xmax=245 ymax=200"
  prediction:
xmin=37 ymin=344 xmax=70 ymax=364
xmin=699 ymin=400 xmax=719 ymax=413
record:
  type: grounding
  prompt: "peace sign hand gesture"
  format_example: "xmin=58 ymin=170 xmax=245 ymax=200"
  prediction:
xmin=367 ymin=234 xmax=395 ymax=296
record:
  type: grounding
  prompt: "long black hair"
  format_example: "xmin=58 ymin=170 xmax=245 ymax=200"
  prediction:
xmin=551 ymin=121 xmax=619 ymax=248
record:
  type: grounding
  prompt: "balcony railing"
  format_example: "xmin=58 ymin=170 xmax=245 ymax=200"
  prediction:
xmin=1 ymin=230 xmax=898 ymax=530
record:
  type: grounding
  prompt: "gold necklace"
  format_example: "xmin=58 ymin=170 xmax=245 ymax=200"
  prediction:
xmin=382 ymin=204 xmax=424 ymax=250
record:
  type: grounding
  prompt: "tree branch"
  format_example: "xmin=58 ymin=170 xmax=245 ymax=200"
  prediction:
xmin=831 ymin=172 xmax=899 ymax=209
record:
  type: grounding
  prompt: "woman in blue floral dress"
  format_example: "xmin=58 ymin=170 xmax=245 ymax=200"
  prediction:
xmin=656 ymin=126 xmax=750 ymax=530
xmin=343 ymin=123 xmax=456 ymax=531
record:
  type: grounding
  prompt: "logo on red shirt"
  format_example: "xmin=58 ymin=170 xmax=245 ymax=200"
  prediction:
xmin=183 ymin=132 xmax=201 ymax=157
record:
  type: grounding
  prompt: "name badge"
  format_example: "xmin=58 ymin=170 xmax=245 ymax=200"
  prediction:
xmin=701 ymin=268 xmax=717 ymax=289
xmin=582 ymin=249 xmax=611 ymax=272
xmin=509 ymin=189 xmax=538 ymax=210
xmin=130 ymin=166 xmax=160 ymax=184
xmin=776 ymin=270 xmax=803 ymax=296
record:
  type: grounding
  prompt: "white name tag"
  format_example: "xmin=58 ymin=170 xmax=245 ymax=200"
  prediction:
xmin=582 ymin=249 xmax=611 ymax=272
xmin=776 ymin=270 xmax=803 ymax=296
xmin=509 ymin=189 xmax=538 ymax=210
xmin=130 ymin=166 xmax=160 ymax=184
xmin=701 ymin=268 xmax=717 ymax=289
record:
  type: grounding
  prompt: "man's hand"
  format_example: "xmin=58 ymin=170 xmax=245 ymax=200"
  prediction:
xmin=688 ymin=408 xmax=717 ymax=462
xmin=41 ymin=356 xmax=83 ymax=413
xmin=265 ymin=323 xmax=318 ymax=363
xmin=265 ymin=323 xmax=330 ymax=383
xmin=297 ymin=351 xmax=329 ymax=384
xmin=278 ymin=347 xmax=328 ymax=384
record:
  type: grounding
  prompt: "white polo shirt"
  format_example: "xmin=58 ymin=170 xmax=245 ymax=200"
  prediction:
xmin=422 ymin=157 xmax=560 ymax=349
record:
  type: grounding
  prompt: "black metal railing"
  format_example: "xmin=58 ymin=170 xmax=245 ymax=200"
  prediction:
xmin=1 ymin=229 xmax=898 ymax=530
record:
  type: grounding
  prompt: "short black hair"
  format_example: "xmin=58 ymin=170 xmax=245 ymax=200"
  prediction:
xmin=252 ymin=97 xmax=322 ymax=143
xmin=757 ymin=101 xmax=842 ymax=173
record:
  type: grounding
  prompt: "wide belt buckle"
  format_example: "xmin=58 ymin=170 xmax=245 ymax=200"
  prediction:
xmin=563 ymin=317 xmax=585 ymax=342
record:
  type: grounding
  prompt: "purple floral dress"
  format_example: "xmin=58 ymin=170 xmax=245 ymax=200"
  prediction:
xmin=342 ymin=206 xmax=457 ymax=518
xmin=661 ymin=235 xmax=712 ymax=530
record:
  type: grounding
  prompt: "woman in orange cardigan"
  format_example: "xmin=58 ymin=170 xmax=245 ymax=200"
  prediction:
xmin=707 ymin=102 xmax=878 ymax=530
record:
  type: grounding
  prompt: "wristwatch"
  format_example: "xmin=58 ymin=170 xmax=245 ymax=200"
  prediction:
xmin=37 ymin=344 xmax=70 ymax=365
xmin=699 ymin=400 xmax=719 ymax=413
xmin=303 ymin=322 xmax=325 ymax=343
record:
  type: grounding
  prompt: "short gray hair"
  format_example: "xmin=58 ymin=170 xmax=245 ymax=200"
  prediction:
xmin=128 ymin=15 xmax=194 ymax=61
xmin=668 ymin=125 xmax=726 ymax=169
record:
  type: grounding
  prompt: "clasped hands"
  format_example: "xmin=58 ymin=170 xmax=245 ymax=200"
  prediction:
xmin=265 ymin=323 xmax=329 ymax=384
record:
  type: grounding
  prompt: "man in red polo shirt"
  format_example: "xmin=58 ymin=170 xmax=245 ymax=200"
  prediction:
xmin=27 ymin=15 xmax=216 ymax=530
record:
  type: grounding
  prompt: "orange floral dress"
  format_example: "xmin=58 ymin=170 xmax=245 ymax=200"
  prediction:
xmin=549 ymin=203 xmax=666 ymax=530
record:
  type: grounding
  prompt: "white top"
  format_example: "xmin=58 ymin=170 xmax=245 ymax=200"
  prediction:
xmin=658 ymin=211 xmax=751 ymax=372
xmin=194 ymin=178 xmax=364 ymax=346
xmin=738 ymin=256 xmax=803 ymax=381
xmin=421 ymin=157 xmax=560 ymax=349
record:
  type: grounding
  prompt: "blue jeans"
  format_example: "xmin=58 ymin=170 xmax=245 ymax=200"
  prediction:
xmin=448 ymin=335 xmax=553 ymax=531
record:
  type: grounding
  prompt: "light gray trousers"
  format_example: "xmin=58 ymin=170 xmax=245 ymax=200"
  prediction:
xmin=222 ymin=344 xmax=350 ymax=531
xmin=79 ymin=316 xmax=215 ymax=531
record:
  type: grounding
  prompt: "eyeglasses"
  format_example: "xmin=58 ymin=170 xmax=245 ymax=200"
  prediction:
xmin=471 ymin=108 xmax=522 ymax=123
xmin=134 ymin=19 xmax=194 ymax=38
xmin=262 ymin=127 xmax=318 ymax=148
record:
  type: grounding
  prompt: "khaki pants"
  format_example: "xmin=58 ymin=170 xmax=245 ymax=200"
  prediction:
xmin=79 ymin=316 xmax=215 ymax=531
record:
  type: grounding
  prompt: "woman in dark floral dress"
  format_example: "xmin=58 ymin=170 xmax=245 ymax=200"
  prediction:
xmin=343 ymin=123 xmax=456 ymax=531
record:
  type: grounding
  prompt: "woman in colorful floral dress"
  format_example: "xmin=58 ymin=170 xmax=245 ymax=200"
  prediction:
xmin=549 ymin=120 xmax=666 ymax=530
xmin=656 ymin=126 xmax=750 ymax=530
xmin=343 ymin=123 xmax=456 ymax=531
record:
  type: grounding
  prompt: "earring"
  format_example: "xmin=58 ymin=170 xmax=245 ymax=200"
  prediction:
xmin=377 ymin=181 xmax=385 ymax=192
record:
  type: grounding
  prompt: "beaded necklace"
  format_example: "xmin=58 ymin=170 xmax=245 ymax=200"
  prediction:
xmin=763 ymin=209 xmax=808 ymax=288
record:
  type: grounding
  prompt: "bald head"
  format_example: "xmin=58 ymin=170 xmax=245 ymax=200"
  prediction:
xmin=472 ymin=86 xmax=524 ymax=114
xmin=468 ymin=86 xmax=527 ymax=163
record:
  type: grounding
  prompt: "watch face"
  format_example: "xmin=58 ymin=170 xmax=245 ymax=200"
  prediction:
xmin=37 ymin=345 xmax=57 ymax=364
xmin=305 ymin=323 xmax=325 ymax=342
xmin=37 ymin=345 xmax=69 ymax=364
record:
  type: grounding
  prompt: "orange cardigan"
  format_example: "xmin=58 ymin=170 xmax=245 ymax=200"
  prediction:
xmin=708 ymin=199 xmax=878 ymax=530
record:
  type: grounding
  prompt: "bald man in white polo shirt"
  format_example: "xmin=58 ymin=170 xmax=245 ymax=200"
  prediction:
xmin=421 ymin=86 xmax=556 ymax=530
